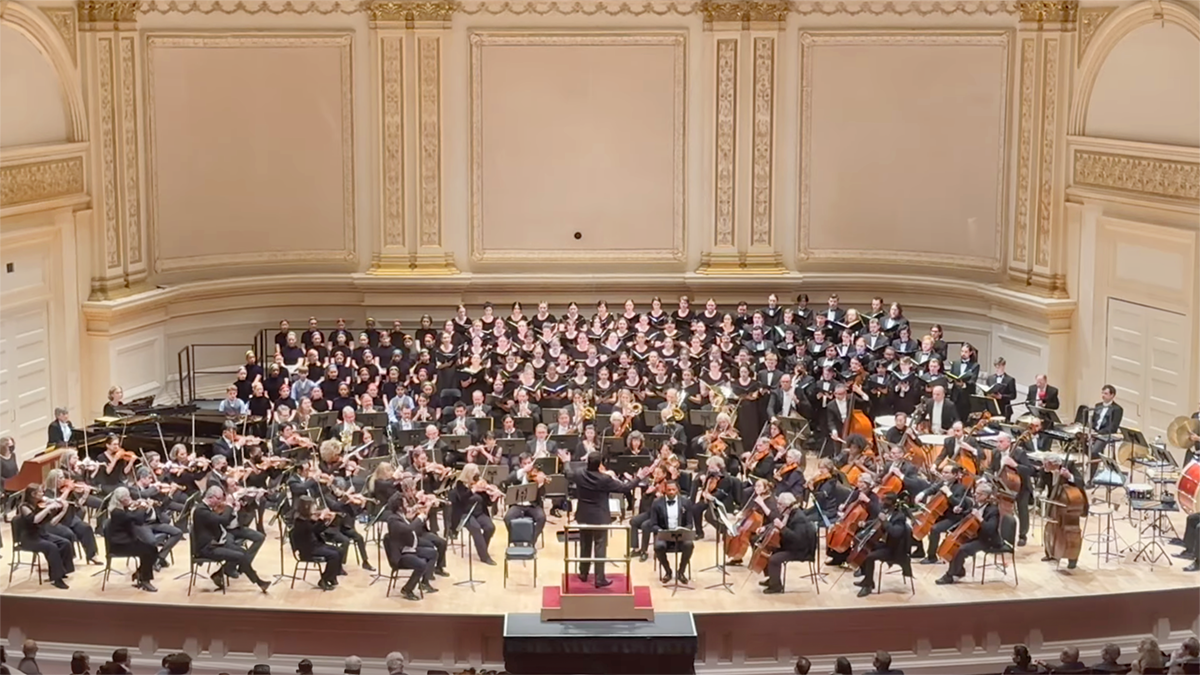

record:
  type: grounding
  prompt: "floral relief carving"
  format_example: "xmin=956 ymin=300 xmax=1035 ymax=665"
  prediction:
xmin=1034 ymin=37 xmax=1056 ymax=269
xmin=78 ymin=1 xmax=138 ymax=27
xmin=418 ymin=35 xmax=441 ymax=248
xmin=40 ymin=8 xmax=78 ymax=64
xmin=1012 ymin=37 xmax=1034 ymax=265
xmin=751 ymin=36 xmax=773 ymax=248
xmin=1073 ymin=152 xmax=1200 ymax=201
xmin=98 ymin=37 xmax=121 ymax=270
xmin=120 ymin=37 xmax=143 ymax=265
xmin=382 ymin=35 xmax=404 ymax=247
xmin=368 ymin=0 xmax=458 ymax=23
xmin=0 ymin=157 xmax=85 ymax=207
xmin=715 ymin=38 xmax=736 ymax=248
xmin=1077 ymin=6 xmax=1115 ymax=63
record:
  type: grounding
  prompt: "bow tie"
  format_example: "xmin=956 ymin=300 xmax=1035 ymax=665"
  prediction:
xmin=666 ymin=500 xmax=676 ymax=506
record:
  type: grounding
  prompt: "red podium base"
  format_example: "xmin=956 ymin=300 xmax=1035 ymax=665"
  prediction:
xmin=540 ymin=573 xmax=654 ymax=621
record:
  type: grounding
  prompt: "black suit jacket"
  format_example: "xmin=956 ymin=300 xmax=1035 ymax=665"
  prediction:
xmin=1092 ymin=402 xmax=1123 ymax=434
xmin=47 ymin=421 xmax=73 ymax=446
xmin=564 ymin=464 xmax=636 ymax=524
xmin=921 ymin=398 xmax=960 ymax=431
xmin=384 ymin=513 xmax=420 ymax=569
xmin=768 ymin=387 xmax=805 ymax=419
xmin=648 ymin=496 xmax=695 ymax=531
xmin=443 ymin=417 xmax=479 ymax=440
xmin=192 ymin=503 xmax=234 ymax=552
xmin=778 ymin=509 xmax=818 ymax=559
xmin=291 ymin=517 xmax=330 ymax=559
xmin=108 ymin=506 xmax=152 ymax=547
xmin=1025 ymin=384 xmax=1060 ymax=410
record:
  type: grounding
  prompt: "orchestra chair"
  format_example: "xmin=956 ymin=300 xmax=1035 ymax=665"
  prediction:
xmin=873 ymin=562 xmax=916 ymax=596
xmin=383 ymin=564 xmax=424 ymax=599
xmin=98 ymin=519 xmax=139 ymax=590
xmin=7 ymin=521 xmax=44 ymax=585
xmin=503 ymin=517 xmax=538 ymax=588
xmin=779 ymin=556 xmax=822 ymax=595
xmin=285 ymin=526 xmax=323 ymax=590
xmin=185 ymin=522 xmax=227 ymax=597
xmin=970 ymin=515 xmax=1019 ymax=587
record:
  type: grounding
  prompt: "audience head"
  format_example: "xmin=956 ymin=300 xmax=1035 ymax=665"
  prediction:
xmin=385 ymin=651 xmax=406 ymax=674
xmin=22 ymin=640 xmax=37 ymax=657
xmin=344 ymin=655 xmax=363 ymax=674
xmin=70 ymin=651 xmax=90 ymax=674
xmin=296 ymin=658 xmax=314 ymax=674
xmin=834 ymin=656 xmax=853 ymax=674
xmin=793 ymin=655 xmax=811 ymax=674
xmin=1060 ymin=646 xmax=1079 ymax=664
xmin=1100 ymin=643 xmax=1121 ymax=664
xmin=1012 ymin=644 xmax=1032 ymax=667
xmin=166 ymin=652 xmax=193 ymax=675
xmin=1183 ymin=636 xmax=1200 ymax=658
xmin=873 ymin=650 xmax=892 ymax=670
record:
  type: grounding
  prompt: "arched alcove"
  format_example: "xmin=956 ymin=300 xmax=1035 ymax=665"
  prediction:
xmin=0 ymin=24 xmax=71 ymax=147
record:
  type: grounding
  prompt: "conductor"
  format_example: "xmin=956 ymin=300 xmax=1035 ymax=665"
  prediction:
xmin=558 ymin=449 xmax=645 ymax=588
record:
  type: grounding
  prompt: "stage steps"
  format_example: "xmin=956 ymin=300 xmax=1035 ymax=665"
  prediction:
xmin=540 ymin=573 xmax=654 ymax=621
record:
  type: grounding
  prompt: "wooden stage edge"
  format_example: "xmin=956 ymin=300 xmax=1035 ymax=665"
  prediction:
xmin=4 ymin=585 xmax=1197 ymax=663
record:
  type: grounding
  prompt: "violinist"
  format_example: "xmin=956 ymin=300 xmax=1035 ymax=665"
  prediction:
xmin=164 ymin=444 xmax=208 ymax=495
xmin=853 ymin=492 xmax=913 ymax=597
xmin=504 ymin=453 xmax=548 ymax=543
xmin=630 ymin=463 xmax=669 ymax=561
xmin=323 ymin=473 xmax=376 ymax=573
xmin=649 ymin=481 xmax=695 ymax=585
xmin=291 ymin=495 xmax=344 ymax=591
xmin=191 ymin=486 xmax=271 ymax=593
xmin=449 ymin=463 xmax=499 ymax=566
xmin=743 ymin=437 xmax=778 ymax=483
xmin=106 ymin=486 xmax=162 ymax=592
xmin=936 ymin=483 xmax=1000 ymax=585
xmin=398 ymin=475 xmax=450 ymax=577
xmin=760 ymin=492 xmax=817 ymax=595
xmin=15 ymin=485 xmax=74 ymax=588
xmin=804 ymin=458 xmax=848 ymax=523
xmin=42 ymin=469 xmax=101 ymax=565
xmin=772 ymin=449 xmax=806 ymax=501
xmin=692 ymin=455 xmax=740 ymax=540
xmin=98 ymin=435 xmax=136 ymax=494
xmin=915 ymin=464 xmax=970 ymax=564
xmin=989 ymin=433 xmax=1035 ymax=546
xmin=131 ymin=468 xmax=183 ymax=569
xmin=465 ymin=430 xmax=501 ymax=466
xmin=213 ymin=422 xmax=245 ymax=463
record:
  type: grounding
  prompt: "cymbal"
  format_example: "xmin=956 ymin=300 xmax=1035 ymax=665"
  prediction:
xmin=1015 ymin=414 xmax=1040 ymax=426
xmin=1167 ymin=416 xmax=1200 ymax=448
xmin=1117 ymin=440 xmax=1151 ymax=465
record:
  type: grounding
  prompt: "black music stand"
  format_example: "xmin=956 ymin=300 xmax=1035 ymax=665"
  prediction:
xmin=610 ymin=455 xmax=651 ymax=478
xmin=454 ymin=502 xmax=485 ymax=590
xmin=689 ymin=409 xmax=721 ymax=429
xmin=642 ymin=433 xmax=672 ymax=450
xmin=442 ymin=434 xmax=472 ymax=451
xmin=549 ymin=434 xmax=576 ymax=450
xmin=507 ymin=483 xmax=537 ymax=506
xmin=703 ymin=500 xmax=735 ymax=594
xmin=532 ymin=457 xmax=560 ymax=476
xmin=495 ymin=438 xmax=525 ymax=462
xmin=481 ymin=464 xmax=509 ymax=486
xmin=512 ymin=416 xmax=536 ymax=435
xmin=394 ymin=429 xmax=426 ymax=449
xmin=541 ymin=408 xmax=564 ymax=425
xmin=601 ymin=435 xmax=626 ymax=458
xmin=655 ymin=529 xmax=695 ymax=596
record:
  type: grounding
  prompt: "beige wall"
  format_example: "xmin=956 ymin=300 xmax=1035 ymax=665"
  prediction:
xmin=0 ymin=25 xmax=71 ymax=148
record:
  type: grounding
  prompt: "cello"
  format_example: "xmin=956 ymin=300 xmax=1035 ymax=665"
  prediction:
xmin=725 ymin=494 xmax=768 ymax=562
xmin=827 ymin=488 xmax=871 ymax=553
xmin=936 ymin=507 xmax=981 ymax=562
xmin=911 ymin=486 xmax=951 ymax=540
xmin=1043 ymin=465 xmax=1085 ymax=563
xmin=748 ymin=501 xmax=799 ymax=573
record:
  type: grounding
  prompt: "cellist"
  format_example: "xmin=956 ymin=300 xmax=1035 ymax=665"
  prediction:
xmin=989 ymin=433 xmax=1035 ymax=547
xmin=827 ymin=474 xmax=880 ymax=567
xmin=760 ymin=492 xmax=818 ymax=595
xmin=852 ymin=492 xmax=913 ymax=597
xmin=936 ymin=483 xmax=1000 ymax=586
xmin=914 ymin=464 xmax=971 ymax=563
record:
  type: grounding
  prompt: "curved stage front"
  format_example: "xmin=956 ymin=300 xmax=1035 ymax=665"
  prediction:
xmin=3 ymin=532 xmax=1198 ymax=665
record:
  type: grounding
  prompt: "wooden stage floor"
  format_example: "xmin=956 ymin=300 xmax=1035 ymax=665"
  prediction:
xmin=2 ymin=495 xmax=1195 ymax=616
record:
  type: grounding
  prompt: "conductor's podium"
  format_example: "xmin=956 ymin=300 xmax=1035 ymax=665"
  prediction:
xmin=541 ymin=523 xmax=654 ymax=621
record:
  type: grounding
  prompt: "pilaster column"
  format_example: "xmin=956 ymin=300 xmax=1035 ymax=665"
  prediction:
xmin=697 ymin=0 xmax=787 ymax=275
xmin=79 ymin=1 xmax=148 ymax=299
xmin=1008 ymin=1 xmax=1076 ymax=297
xmin=367 ymin=1 xmax=459 ymax=276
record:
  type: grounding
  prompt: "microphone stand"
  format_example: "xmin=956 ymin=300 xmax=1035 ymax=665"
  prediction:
xmin=454 ymin=501 xmax=485 ymax=590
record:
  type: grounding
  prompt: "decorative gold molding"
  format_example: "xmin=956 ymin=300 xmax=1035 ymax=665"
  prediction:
xmin=98 ymin=36 xmax=121 ymax=270
xmin=798 ymin=31 xmax=1009 ymax=272
xmin=792 ymin=0 xmax=1016 ymax=16
xmin=1012 ymin=37 xmax=1034 ymax=266
xmin=368 ymin=0 xmax=457 ymax=25
xmin=751 ymin=36 xmax=774 ymax=248
xmin=417 ymin=35 xmax=442 ymax=248
xmin=380 ymin=35 xmax=404 ymax=249
xmin=140 ymin=1 xmax=362 ymax=14
xmin=1016 ymin=0 xmax=1076 ymax=26
xmin=1077 ymin=5 xmax=1115 ymax=62
xmin=39 ymin=8 xmax=78 ymax=65
xmin=1073 ymin=151 xmax=1200 ymax=202
xmin=468 ymin=32 xmax=687 ymax=264
xmin=714 ymin=37 xmax=736 ymax=249
xmin=78 ymin=1 xmax=138 ymax=29
xmin=0 ymin=156 xmax=85 ymax=207
xmin=144 ymin=33 xmax=357 ymax=272
xmin=119 ymin=36 xmax=143 ymax=266
xmin=1034 ymin=36 xmax=1056 ymax=269
xmin=701 ymin=0 xmax=787 ymax=27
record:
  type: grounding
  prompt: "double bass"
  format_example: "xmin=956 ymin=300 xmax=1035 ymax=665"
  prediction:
xmin=842 ymin=371 xmax=876 ymax=452
xmin=1043 ymin=468 xmax=1085 ymax=562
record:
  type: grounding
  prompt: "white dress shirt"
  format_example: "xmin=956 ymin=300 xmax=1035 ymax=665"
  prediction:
xmin=665 ymin=499 xmax=680 ymax=530
xmin=931 ymin=401 xmax=945 ymax=434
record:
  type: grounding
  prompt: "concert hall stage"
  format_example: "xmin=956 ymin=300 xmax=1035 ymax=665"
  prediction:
xmin=3 ymin=513 xmax=1198 ymax=666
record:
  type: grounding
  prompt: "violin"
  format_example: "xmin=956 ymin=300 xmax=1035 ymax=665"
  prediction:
xmin=806 ymin=468 xmax=833 ymax=492
xmin=773 ymin=462 xmax=799 ymax=483
xmin=472 ymin=477 xmax=506 ymax=502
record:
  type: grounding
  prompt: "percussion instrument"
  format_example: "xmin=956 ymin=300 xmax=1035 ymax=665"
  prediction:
xmin=1125 ymin=483 xmax=1154 ymax=502
xmin=873 ymin=415 xmax=896 ymax=429
xmin=1168 ymin=416 xmax=1200 ymax=449
xmin=1177 ymin=460 xmax=1199 ymax=514
xmin=919 ymin=434 xmax=949 ymax=448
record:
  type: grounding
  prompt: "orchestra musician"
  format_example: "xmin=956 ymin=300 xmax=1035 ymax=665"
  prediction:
xmin=46 ymin=407 xmax=75 ymax=446
xmin=936 ymin=483 xmax=1001 ymax=586
xmin=760 ymin=492 xmax=818 ymax=595
xmin=103 ymin=386 xmax=132 ymax=417
xmin=853 ymin=492 xmax=913 ymax=597
xmin=106 ymin=486 xmax=162 ymax=592
xmin=291 ymin=495 xmax=344 ymax=591
xmin=193 ymin=486 xmax=271 ymax=593
xmin=804 ymin=458 xmax=848 ymax=524
xmin=526 ymin=424 xmax=558 ymax=460
xmin=692 ymin=455 xmax=741 ymax=540
xmin=990 ymin=433 xmax=1035 ymax=546
xmin=827 ymin=474 xmax=881 ymax=568
xmin=934 ymin=422 xmax=974 ymax=470
xmin=443 ymin=402 xmax=479 ymax=441
xmin=504 ymin=453 xmax=548 ymax=543
xmin=41 ymin=469 xmax=101 ymax=565
xmin=825 ymin=384 xmax=861 ymax=458
xmin=15 ymin=485 xmax=75 ymax=588
xmin=1025 ymin=374 xmax=1060 ymax=411
xmin=919 ymin=386 xmax=959 ymax=435
xmin=630 ymin=463 xmax=671 ymax=561
xmin=0 ymin=437 xmax=16 ymax=551
xmin=130 ymin=468 xmax=184 ymax=569
xmin=773 ymin=449 xmax=807 ymax=501
xmin=651 ymin=407 xmax=687 ymax=453
xmin=1088 ymin=385 xmax=1124 ymax=481
xmin=984 ymin=357 xmax=1018 ymax=420
xmin=1040 ymin=454 xmax=1087 ymax=570
xmin=382 ymin=493 xmax=438 ymax=601
xmin=648 ymin=481 xmax=695 ymax=585
xmin=449 ymin=463 xmax=500 ymax=566
xmin=97 ymin=435 xmax=137 ymax=495
xmin=914 ymin=464 xmax=971 ymax=563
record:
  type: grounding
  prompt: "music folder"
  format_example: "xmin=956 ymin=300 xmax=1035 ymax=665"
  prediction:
xmin=481 ymin=464 xmax=509 ymax=485
xmin=495 ymin=437 xmax=525 ymax=459
xmin=532 ymin=456 xmax=560 ymax=476
xmin=689 ymin=409 xmax=720 ymax=428
xmin=507 ymin=482 xmax=538 ymax=505
xmin=358 ymin=412 xmax=388 ymax=429
xmin=512 ymin=416 xmax=536 ymax=434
